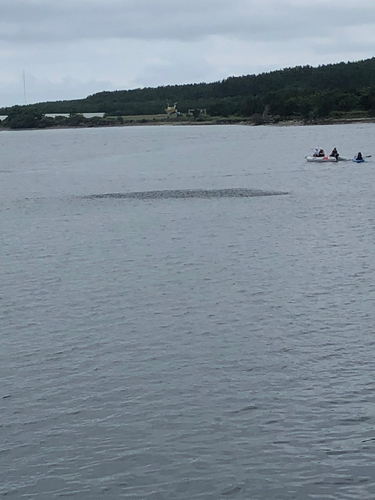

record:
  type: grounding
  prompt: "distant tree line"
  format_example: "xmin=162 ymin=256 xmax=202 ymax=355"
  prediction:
xmin=0 ymin=107 xmax=124 ymax=129
xmin=2 ymin=58 xmax=375 ymax=128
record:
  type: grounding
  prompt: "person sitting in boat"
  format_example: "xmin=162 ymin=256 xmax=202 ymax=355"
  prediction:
xmin=313 ymin=147 xmax=320 ymax=157
xmin=356 ymin=152 xmax=363 ymax=161
xmin=318 ymin=148 xmax=325 ymax=157
xmin=330 ymin=147 xmax=339 ymax=160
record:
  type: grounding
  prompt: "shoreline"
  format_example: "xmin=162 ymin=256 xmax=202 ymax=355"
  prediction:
xmin=1 ymin=116 xmax=375 ymax=132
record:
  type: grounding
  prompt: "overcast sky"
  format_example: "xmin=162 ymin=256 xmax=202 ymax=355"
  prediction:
xmin=1 ymin=0 xmax=375 ymax=108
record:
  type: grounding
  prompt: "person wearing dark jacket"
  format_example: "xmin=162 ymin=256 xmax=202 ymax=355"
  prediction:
xmin=330 ymin=147 xmax=339 ymax=160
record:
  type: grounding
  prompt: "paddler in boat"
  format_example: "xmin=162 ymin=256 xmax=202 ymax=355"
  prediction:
xmin=318 ymin=148 xmax=325 ymax=157
xmin=330 ymin=147 xmax=339 ymax=161
xmin=313 ymin=147 xmax=320 ymax=157
xmin=356 ymin=152 xmax=363 ymax=161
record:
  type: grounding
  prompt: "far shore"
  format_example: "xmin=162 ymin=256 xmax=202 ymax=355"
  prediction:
xmin=1 ymin=115 xmax=375 ymax=132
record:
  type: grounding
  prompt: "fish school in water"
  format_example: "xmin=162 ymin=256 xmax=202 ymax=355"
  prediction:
xmin=306 ymin=147 xmax=367 ymax=163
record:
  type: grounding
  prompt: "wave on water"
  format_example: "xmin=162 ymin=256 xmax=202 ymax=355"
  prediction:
xmin=84 ymin=188 xmax=289 ymax=200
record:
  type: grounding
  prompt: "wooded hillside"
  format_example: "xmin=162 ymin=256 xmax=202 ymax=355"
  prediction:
xmin=1 ymin=58 xmax=375 ymax=128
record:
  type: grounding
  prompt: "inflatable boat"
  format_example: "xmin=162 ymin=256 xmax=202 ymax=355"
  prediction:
xmin=353 ymin=156 xmax=365 ymax=163
xmin=305 ymin=155 xmax=338 ymax=163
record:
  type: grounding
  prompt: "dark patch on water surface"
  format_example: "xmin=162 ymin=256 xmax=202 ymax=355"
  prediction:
xmin=231 ymin=404 xmax=260 ymax=414
xmin=221 ymin=485 xmax=242 ymax=496
xmin=84 ymin=188 xmax=289 ymax=200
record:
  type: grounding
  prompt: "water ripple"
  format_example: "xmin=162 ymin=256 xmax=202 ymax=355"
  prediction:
xmin=3 ymin=124 xmax=375 ymax=500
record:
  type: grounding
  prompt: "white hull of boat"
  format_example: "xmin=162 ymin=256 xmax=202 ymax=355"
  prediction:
xmin=306 ymin=156 xmax=338 ymax=163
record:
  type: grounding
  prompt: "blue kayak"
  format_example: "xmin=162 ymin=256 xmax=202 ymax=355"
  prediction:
xmin=353 ymin=157 xmax=365 ymax=163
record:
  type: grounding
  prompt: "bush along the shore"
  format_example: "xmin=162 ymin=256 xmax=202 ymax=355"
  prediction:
xmin=0 ymin=108 xmax=119 ymax=129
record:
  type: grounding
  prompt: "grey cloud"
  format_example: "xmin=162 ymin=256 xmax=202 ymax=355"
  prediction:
xmin=1 ymin=0 xmax=375 ymax=107
xmin=0 ymin=75 xmax=115 ymax=106
xmin=132 ymin=53 xmax=220 ymax=90
xmin=314 ymin=40 xmax=375 ymax=57
xmin=1 ymin=0 xmax=374 ymax=45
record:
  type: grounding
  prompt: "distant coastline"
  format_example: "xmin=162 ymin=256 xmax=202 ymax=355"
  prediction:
xmin=2 ymin=115 xmax=375 ymax=131
xmin=2 ymin=58 xmax=375 ymax=130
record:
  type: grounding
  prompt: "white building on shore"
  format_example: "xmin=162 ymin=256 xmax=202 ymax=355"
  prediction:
xmin=45 ymin=112 xmax=105 ymax=119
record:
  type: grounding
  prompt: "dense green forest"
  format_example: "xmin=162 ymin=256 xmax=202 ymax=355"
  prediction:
xmin=1 ymin=58 xmax=375 ymax=129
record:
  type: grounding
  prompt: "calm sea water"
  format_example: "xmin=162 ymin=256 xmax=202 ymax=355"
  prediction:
xmin=1 ymin=123 xmax=375 ymax=500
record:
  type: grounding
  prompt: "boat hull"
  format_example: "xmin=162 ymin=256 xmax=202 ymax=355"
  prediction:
xmin=306 ymin=156 xmax=337 ymax=162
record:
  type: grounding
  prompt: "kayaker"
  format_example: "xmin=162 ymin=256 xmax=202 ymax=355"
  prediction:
xmin=330 ymin=147 xmax=339 ymax=160
xmin=356 ymin=152 xmax=363 ymax=161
